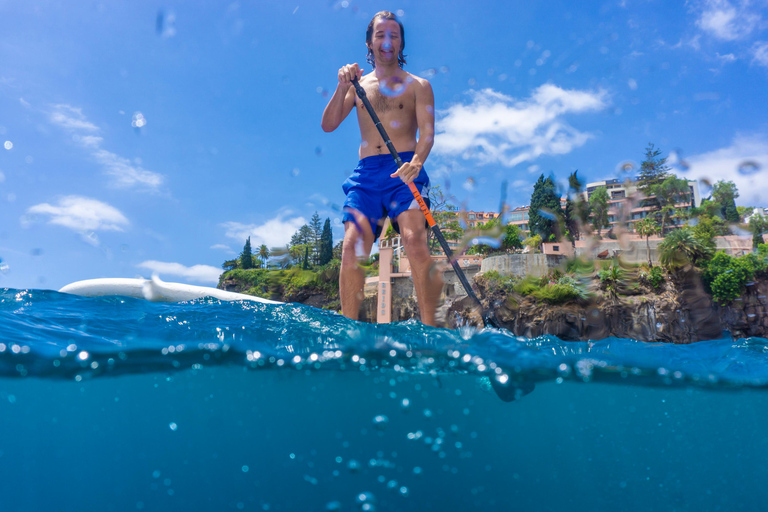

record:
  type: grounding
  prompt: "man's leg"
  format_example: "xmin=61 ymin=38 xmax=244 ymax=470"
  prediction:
xmin=340 ymin=211 xmax=375 ymax=320
xmin=396 ymin=209 xmax=443 ymax=326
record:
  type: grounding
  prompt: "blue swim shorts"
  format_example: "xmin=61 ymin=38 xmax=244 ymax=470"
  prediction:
xmin=341 ymin=151 xmax=430 ymax=240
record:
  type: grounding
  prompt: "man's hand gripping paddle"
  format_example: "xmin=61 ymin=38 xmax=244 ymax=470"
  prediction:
xmin=350 ymin=78 xmax=500 ymax=329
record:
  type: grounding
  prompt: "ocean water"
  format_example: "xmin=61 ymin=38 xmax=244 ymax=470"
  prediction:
xmin=2 ymin=289 xmax=768 ymax=511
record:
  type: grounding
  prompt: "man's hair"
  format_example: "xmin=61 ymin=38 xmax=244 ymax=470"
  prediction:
xmin=365 ymin=11 xmax=406 ymax=69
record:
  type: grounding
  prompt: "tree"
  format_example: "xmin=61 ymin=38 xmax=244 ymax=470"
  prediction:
xmin=502 ymin=223 xmax=524 ymax=251
xmin=528 ymin=174 xmax=563 ymax=241
xmin=302 ymin=245 xmax=310 ymax=270
xmin=712 ymin=180 xmax=740 ymax=223
xmin=658 ymin=227 xmax=713 ymax=268
xmin=523 ymin=234 xmax=542 ymax=253
xmin=749 ymin=215 xmax=768 ymax=248
xmin=222 ymin=259 xmax=239 ymax=271
xmin=240 ymin=237 xmax=254 ymax=269
xmin=309 ymin=212 xmax=323 ymax=264
xmin=652 ymin=175 xmax=691 ymax=235
xmin=637 ymin=143 xmax=671 ymax=195
xmin=426 ymin=185 xmax=460 ymax=254
xmin=635 ymin=217 xmax=659 ymax=266
xmin=319 ymin=218 xmax=334 ymax=265
xmin=564 ymin=171 xmax=589 ymax=242
xmin=589 ymin=186 xmax=610 ymax=237
xmin=257 ymin=244 xmax=270 ymax=269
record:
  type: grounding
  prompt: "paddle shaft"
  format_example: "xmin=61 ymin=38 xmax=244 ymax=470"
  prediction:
xmin=350 ymin=79 xmax=497 ymax=327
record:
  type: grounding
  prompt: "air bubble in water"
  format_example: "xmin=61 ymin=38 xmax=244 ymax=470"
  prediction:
xmin=372 ymin=415 xmax=389 ymax=430
xmin=738 ymin=161 xmax=761 ymax=175
xmin=400 ymin=398 xmax=411 ymax=411
xmin=168 ymin=422 xmax=178 ymax=431
xmin=348 ymin=459 xmax=361 ymax=472
xmin=356 ymin=492 xmax=376 ymax=505
xmin=326 ymin=502 xmax=342 ymax=511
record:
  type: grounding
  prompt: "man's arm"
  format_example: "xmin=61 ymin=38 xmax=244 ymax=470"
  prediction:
xmin=321 ymin=63 xmax=362 ymax=132
xmin=391 ymin=78 xmax=435 ymax=183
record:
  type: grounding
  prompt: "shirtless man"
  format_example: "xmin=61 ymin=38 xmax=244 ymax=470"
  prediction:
xmin=321 ymin=10 xmax=441 ymax=326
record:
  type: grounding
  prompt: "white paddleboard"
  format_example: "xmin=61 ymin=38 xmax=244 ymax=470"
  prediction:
xmin=59 ymin=276 xmax=281 ymax=304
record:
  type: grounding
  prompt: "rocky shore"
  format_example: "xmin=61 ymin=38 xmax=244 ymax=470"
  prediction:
xmin=447 ymin=268 xmax=768 ymax=343
xmin=218 ymin=267 xmax=768 ymax=343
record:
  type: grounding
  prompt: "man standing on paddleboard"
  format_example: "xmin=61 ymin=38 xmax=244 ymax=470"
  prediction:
xmin=321 ymin=11 xmax=442 ymax=326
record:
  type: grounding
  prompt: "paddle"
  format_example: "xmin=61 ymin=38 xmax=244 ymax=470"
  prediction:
xmin=350 ymin=78 xmax=500 ymax=329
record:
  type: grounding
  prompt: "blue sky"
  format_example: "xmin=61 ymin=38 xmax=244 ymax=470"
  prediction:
xmin=1 ymin=0 xmax=767 ymax=290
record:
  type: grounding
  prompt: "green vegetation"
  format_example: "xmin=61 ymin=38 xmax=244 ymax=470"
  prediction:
xmin=701 ymin=252 xmax=767 ymax=304
xmin=658 ymin=227 xmax=713 ymax=268
xmin=220 ymin=261 xmax=341 ymax=305
xmin=638 ymin=265 xmax=665 ymax=291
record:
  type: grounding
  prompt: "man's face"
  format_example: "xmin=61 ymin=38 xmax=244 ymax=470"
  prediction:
xmin=370 ymin=19 xmax=401 ymax=65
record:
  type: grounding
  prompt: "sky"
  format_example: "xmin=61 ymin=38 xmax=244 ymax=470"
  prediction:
xmin=1 ymin=0 xmax=768 ymax=290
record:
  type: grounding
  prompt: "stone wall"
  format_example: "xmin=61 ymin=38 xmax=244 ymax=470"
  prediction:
xmin=481 ymin=254 xmax=568 ymax=278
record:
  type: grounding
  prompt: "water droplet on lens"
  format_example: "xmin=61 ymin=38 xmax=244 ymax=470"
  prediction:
xmin=291 ymin=168 xmax=300 ymax=177
xmin=131 ymin=112 xmax=146 ymax=128
xmin=738 ymin=161 xmax=761 ymax=175
xmin=3 ymin=141 xmax=12 ymax=150
xmin=616 ymin=161 xmax=636 ymax=174
xmin=396 ymin=9 xmax=404 ymax=16
xmin=168 ymin=422 xmax=177 ymax=431
xmin=463 ymin=177 xmax=475 ymax=191
xmin=315 ymin=147 xmax=323 ymax=156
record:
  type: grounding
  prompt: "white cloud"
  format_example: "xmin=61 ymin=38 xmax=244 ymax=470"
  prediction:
xmin=433 ymin=84 xmax=608 ymax=168
xmin=49 ymin=104 xmax=99 ymax=131
xmin=695 ymin=0 xmax=761 ymax=41
xmin=752 ymin=41 xmax=768 ymax=66
xmin=137 ymin=261 xmax=221 ymax=284
xmin=49 ymin=104 xmax=164 ymax=190
xmin=222 ymin=213 xmax=307 ymax=248
xmin=684 ymin=134 xmax=768 ymax=204
xmin=92 ymin=149 xmax=164 ymax=189
xmin=23 ymin=195 xmax=129 ymax=232
xmin=210 ymin=244 xmax=232 ymax=251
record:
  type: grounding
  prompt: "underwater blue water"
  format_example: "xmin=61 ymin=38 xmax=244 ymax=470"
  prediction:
xmin=2 ymin=288 xmax=768 ymax=511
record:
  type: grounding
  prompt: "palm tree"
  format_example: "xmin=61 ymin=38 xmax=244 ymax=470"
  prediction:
xmin=257 ymin=244 xmax=270 ymax=269
xmin=658 ymin=227 xmax=713 ymax=268
xmin=635 ymin=217 xmax=659 ymax=266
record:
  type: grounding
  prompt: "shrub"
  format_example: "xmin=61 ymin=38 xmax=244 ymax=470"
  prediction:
xmin=702 ymin=252 xmax=757 ymax=304
xmin=639 ymin=266 xmax=665 ymax=290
